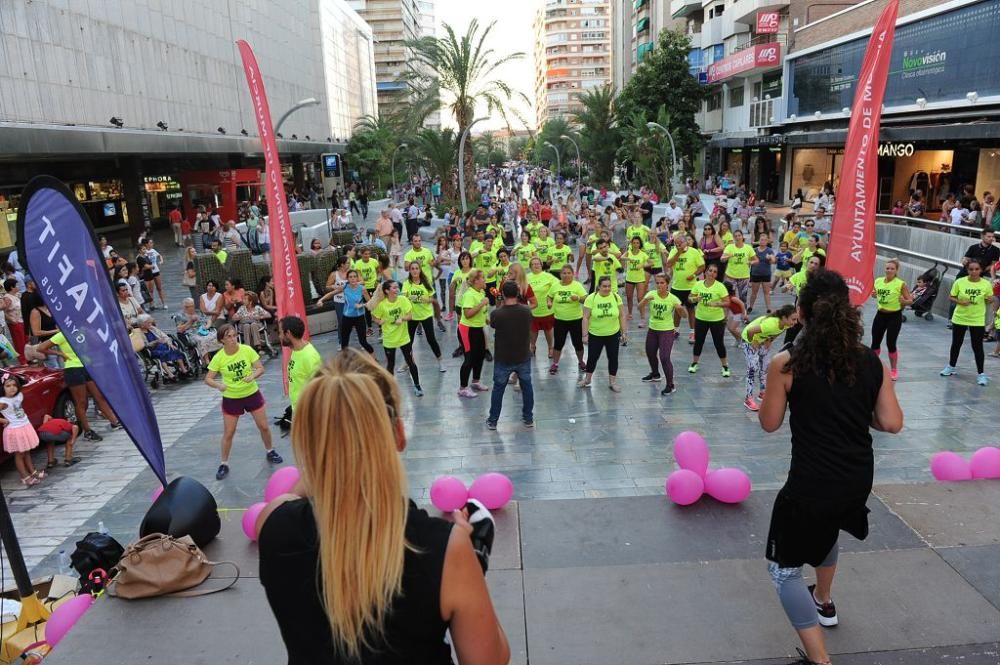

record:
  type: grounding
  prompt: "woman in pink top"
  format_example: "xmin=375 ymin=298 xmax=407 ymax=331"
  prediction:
xmin=699 ymin=223 xmax=723 ymax=273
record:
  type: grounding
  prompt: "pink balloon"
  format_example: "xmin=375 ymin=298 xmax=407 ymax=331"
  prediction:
xmin=264 ymin=466 xmax=301 ymax=502
xmin=151 ymin=485 xmax=164 ymax=503
xmin=242 ymin=502 xmax=267 ymax=541
xmin=45 ymin=594 xmax=94 ymax=647
xmin=970 ymin=446 xmax=1000 ymax=479
xmin=665 ymin=469 xmax=705 ymax=506
xmin=430 ymin=476 xmax=468 ymax=512
xmin=930 ymin=451 xmax=972 ymax=481
xmin=704 ymin=468 xmax=752 ymax=504
xmin=673 ymin=431 xmax=709 ymax=477
xmin=469 ymin=473 xmax=514 ymax=510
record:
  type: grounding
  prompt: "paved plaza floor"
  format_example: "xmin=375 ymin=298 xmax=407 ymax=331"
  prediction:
xmin=7 ymin=212 xmax=1000 ymax=663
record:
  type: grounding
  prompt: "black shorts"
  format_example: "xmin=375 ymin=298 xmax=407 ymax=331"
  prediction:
xmin=645 ymin=266 xmax=662 ymax=275
xmin=671 ymin=288 xmax=695 ymax=310
xmin=765 ymin=488 xmax=870 ymax=568
xmin=750 ymin=274 xmax=771 ymax=283
xmin=64 ymin=367 xmax=91 ymax=386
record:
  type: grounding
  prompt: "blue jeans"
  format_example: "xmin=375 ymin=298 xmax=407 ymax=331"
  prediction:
xmin=488 ymin=359 xmax=533 ymax=424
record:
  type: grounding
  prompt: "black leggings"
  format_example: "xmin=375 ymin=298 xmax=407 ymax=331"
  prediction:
xmin=340 ymin=315 xmax=374 ymax=353
xmin=460 ymin=326 xmax=486 ymax=387
xmin=586 ymin=332 xmax=620 ymax=376
xmin=386 ymin=343 xmax=419 ymax=386
xmin=871 ymin=310 xmax=903 ymax=354
xmin=408 ymin=318 xmax=441 ymax=358
xmin=693 ymin=319 xmax=727 ymax=360
xmin=949 ymin=324 xmax=985 ymax=373
xmin=554 ymin=318 xmax=583 ymax=352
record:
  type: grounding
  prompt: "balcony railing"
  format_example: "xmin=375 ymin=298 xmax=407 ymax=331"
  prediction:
xmin=749 ymin=98 xmax=775 ymax=127
xmin=733 ymin=32 xmax=787 ymax=54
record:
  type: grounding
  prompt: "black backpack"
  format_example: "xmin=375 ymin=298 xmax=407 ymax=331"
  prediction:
xmin=70 ymin=532 xmax=124 ymax=593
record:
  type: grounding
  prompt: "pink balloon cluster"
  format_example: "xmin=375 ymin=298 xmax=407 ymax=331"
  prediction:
xmin=930 ymin=447 xmax=1000 ymax=482
xmin=430 ymin=473 xmax=514 ymax=512
xmin=665 ymin=431 xmax=752 ymax=506
xmin=242 ymin=467 xmax=302 ymax=541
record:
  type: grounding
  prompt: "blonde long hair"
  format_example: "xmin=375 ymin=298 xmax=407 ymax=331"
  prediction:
xmin=504 ymin=262 xmax=528 ymax=294
xmin=291 ymin=350 xmax=408 ymax=659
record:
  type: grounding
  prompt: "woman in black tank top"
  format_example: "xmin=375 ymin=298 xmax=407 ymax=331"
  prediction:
xmin=758 ymin=270 xmax=903 ymax=665
xmin=256 ymin=349 xmax=509 ymax=665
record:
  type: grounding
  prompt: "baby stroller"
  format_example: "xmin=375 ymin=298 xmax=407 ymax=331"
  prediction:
xmin=903 ymin=265 xmax=942 ymax=322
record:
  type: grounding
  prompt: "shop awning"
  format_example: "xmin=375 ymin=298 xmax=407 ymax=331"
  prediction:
xmin=637 ymin=42 xmax=655 ymax=62
xmin=636 ymin=17 xmax=650 ymax=34
xmin=781 ymin=120 xmax=1000 ymax=145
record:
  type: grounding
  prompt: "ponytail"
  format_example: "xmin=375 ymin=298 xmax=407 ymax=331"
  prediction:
xmin=786 ymin=270 xmax=864 ymax=384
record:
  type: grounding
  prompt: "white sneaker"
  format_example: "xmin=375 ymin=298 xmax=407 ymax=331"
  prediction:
xmin=458 ymin=387 xmax=478 ymax=398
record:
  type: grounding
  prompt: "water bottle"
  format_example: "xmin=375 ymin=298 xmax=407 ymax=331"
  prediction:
xmin=57 ymin=550 xmax=71 ymax=575
xmin=97 ymin=521 xmax=109 ymax=536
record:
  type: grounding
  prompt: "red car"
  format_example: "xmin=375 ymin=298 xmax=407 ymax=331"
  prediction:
xmin=0 ymin=366 xmax=72 ymax=463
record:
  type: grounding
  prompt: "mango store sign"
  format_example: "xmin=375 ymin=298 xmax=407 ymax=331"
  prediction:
xmin=707 ymin=43 xmax=781 ymax=84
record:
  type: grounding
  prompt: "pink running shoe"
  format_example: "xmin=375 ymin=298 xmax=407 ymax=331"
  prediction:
xmin=890 ymin=368 xmax=898 ymax=381
xmin=458 ymin=387 xmax=478 ymax=398
xmin=743 ymin=397 xmax=760 ymax=412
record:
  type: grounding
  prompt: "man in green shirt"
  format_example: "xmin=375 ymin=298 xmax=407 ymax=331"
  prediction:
xmin=210 ymin=239 xmax=228 ymax=265
xmin=403 ymin=235 xmax=435 ymax=282
xmin=279 ymin=315 xmax=322 ymax=411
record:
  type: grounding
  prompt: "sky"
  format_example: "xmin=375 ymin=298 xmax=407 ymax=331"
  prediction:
xmin=433 ymin=0 xmax=538 ymax=132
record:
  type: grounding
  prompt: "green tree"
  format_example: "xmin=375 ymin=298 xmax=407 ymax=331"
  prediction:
xmin=413 ymin=128 xmax=458 ymax=202
xmin=345 ymin=115 xmax=397 ymax=190
xmin=617 ymin=108 xmax=674 ymax=195
xmin=616 ymin=29 xmax=704 ymax=194
xmin=474 ymin=131 xmax=500 ymax=166
xmin=406 ymin=20 xmax=531 ymax=204
xmin=533 ymin=117 xmax=576 ymax=177
xmin=508 ymin=136 xmax=529 ymax=161
xmin=572 ymin=85 xmax=620 ymax=185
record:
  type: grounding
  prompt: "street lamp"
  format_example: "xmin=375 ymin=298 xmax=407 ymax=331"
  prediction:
xmin=274 ymin=97 xmax=320 ymax=136
xmin=544 ymin=141 xmax=562 ymax=201
xmin=391 ymin=143 xmax=409 ymax=203
xmin=458 ymin=117 xmax=488 ymax=215
xmin=559 ymin=134 xmax=582 ymax=199
xmin=646 ymin=121 xmax=681 ymax=197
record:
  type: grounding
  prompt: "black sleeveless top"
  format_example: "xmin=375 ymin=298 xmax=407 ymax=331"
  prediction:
xmin=786 ymin=347 xmax=883 ymax=501
xmin=258 ymin=498 xmax=454 ymax=665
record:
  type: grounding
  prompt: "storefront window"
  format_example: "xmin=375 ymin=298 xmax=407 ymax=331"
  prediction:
xmin=888 ymin=149 xmax=953 ymax=209
xmin=789 ymin=148 xmax=835 ymax=200
xmin=144 ymin=175 xmax=183 ymax=221
xmin=976 ymin=149 xmax=1000 ymax=203
xmin=726 ymin=150 xmax=744 ymax=182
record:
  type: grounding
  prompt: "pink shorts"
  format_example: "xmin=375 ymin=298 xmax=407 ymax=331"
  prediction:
xmin=532 ymin=315 xmax=555 ymax=332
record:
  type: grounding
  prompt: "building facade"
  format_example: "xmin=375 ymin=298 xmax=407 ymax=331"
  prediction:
xmin=612 ymin=0 xmax=683 ymax=91
xmin=0 ymin=0 xmax=376 ymax=248
xmin=535 ymin=0 xmax=613 ymax=128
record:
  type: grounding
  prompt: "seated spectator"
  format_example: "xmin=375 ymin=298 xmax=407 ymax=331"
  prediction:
xmin=257 ymin=276 xmax=277 ymax=320
xmin=136 ymin=315 xmax=191 ymax=379
xmin=117 ymin=280 xmax=145 ymax=327
xmin=222 ymin=279 xmax=245 ymax=320
xmin=174 ymin=298 xmax=222 ymax=363
xmin=257 ymin=349 xmax=510 ymax=664
xmin=231 ymin=292 xmax=272 ymax=351
xmin=38 ymin=415 xmax=80 ymax=468
xmin=221 ymin=220 xmax=243 ymax=250
xmin=199 ymin=280 xmax=224 ymax=324
xmin=209 ymin=239 xmax=228 ymax=265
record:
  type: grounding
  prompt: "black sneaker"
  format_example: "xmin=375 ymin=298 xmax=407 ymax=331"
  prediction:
xmin=641 ymin=373 xmax=662 ymax=383
xmin=215 ymin=464 xmax=229 ymax=480
xmin=522 ymin=418 xmax=534 ymax=428
xmin=452 ymin=347 xmax=464 ymax=358
xmin=782 ymin=647 xmax=822 ymax=664
xmin=109 ymin=421 xmax=124 ymax=431
xmin=83 ymin=430 xmax=103 ymax=442
xmin=807 ymin=584 xmax=838 ymax=627
xmin=661 ymin=386 xmax=676 ymax=396
xmin=484 ymin=350 xmax=493 ymax=362
xmin=486 ymin=420 xmax=497 ymax=431
xmin=266 ymin=450 xmax=284 ymax=464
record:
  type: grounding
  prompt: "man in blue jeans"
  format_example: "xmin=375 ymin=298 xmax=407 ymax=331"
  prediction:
xmin=487 ymin=280 xmax=534 ymax=429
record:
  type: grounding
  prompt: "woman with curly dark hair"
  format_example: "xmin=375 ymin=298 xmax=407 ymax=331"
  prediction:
xmin=758 ymin=270 xmax=903 ymax=665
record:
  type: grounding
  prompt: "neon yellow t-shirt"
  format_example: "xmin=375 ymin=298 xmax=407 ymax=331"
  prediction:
xmin=474 ymin=246 xmax=500 ymax=280
xmin=469 ymin=240 xmax=484 ymax=257
xmin=494 ymin=262 xmax=511 ymax=285
xmin=401 ymin=279 xmax=435 ymax=321
xmin=353 ymin=258 xmax=380 ymax=289
xmin=668 ymin=247 xmax=704 ymax=291
xmin=526 ymin=271 xmax=558 ymax=317
xmin=626 ymin=225 xmax=650 ymax=244
xmin=789 ymin=270 xmax=808 ymax=295
xmin=208 ymin=344 xmax=261 ymax=399
xmin=525 ymin=221 xmax=544 ymax=240
xmin=644 ymin=241 xmax=663 ymax=269
xmin=459 ymin=288 xmax=488 ymax=328
xmin=950 ymin=277 xmax=992 ymax=327
xmin=549 ymin=281 xmax=587 ymax=321
xmin=873 ymin=276 xmax=904 ymax=312
xmin=533 ymin=237 xmax=555 ymax=264
xmin=741 ymin=315 xmax=784 ymax=345
xmin=591 ymin=253 xmax=621 ymax=281
xmin=589 ymin=241 xmax=620 ymax=256
xmin=692 ymin=280 xmax=729 ymax=323
xmin=288 ymin=343 xmax=322 ymax=409
xmin=801 ymin=247 xmax=826 ymax=264
xmin=513 ymin=243 xmax=536 ymax=264
xmin=723 ymin=243 xmax=755 ymax=280
xmin=720 ymin=231 xmax=734 ymax=246
xmin=50 ymin=332 xmax=83 ymax=369
xmin=547 ymin=245 xmax=573 ymax=271
xmin=373 ymin=297 xmax=412 ymax=348
xmin=644 ymin=291 xmax=681 ymax=331
xmin=452 ymin=268 xmax=472 ymax=291
xmin=403 ymin=247 xmax=435 ymax=281
xmin=624 ymin=250 xmax=649 ymax=283
xmin=584 ymin=291 xmax=623 ymax=336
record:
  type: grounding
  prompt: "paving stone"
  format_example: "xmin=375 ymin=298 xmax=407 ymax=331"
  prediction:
xmin=875 ymin=480 xmax=1000 ymax=547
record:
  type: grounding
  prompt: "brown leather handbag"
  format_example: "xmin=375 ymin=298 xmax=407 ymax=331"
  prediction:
xmin=107 ymin=533 xmax=239 ymax=599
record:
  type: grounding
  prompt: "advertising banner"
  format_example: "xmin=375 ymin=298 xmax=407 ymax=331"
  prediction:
xmin=236 ymin=40 xmax=310 ymax=390
xmin=756 ymin=11 xmax=781 ymax=33
xmin=17 ymin=177 xmax=166 ymax=485
xmin=827 ymin=0 xmax=899 ymax=305
xmin=707 ymin=43 xmax=781 ymax=83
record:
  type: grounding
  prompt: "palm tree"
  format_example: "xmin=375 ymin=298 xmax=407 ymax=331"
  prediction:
xmin=572 ymin=85 xmax=619 ymax=185
xmin=413 ymin=128 xmax=458 ymax=201
xmin=407 ymin=20 xmax=531 ymax=202
xmin=533 ymin=117 xmax=575 ymax=175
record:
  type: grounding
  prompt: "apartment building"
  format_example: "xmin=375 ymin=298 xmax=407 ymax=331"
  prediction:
xmin=611 ymin=0 xmax=683 ymax=91
xmin=347 ymin=0 xmax=429 ymax=111
xmin=535 ymin=0 xmax=613 ymax=128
